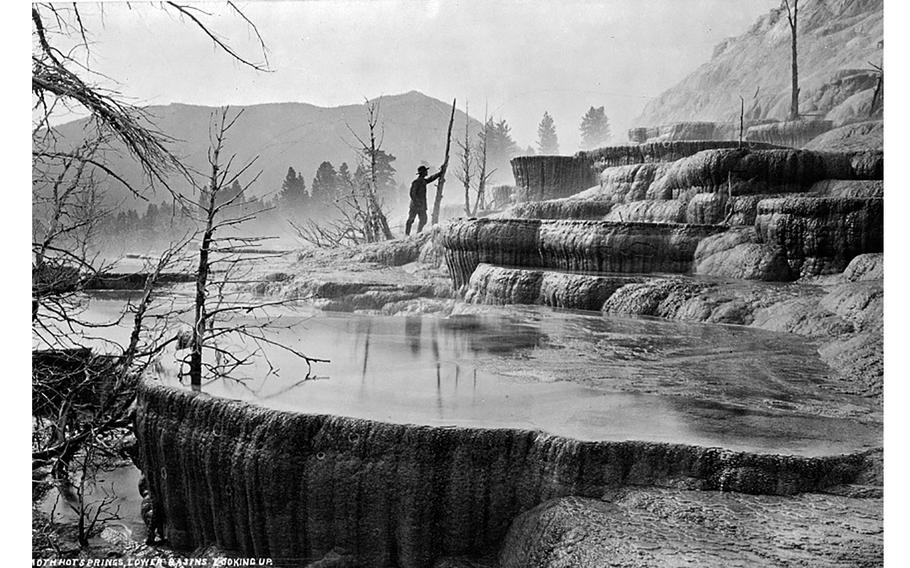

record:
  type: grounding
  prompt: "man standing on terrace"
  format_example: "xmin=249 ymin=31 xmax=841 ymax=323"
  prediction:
xmin=405 ymin=164 xmax=445 ymax=236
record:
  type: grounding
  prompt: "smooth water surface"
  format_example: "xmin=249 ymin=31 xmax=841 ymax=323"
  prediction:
xmin=74 ymin=294 xmax=880 ymax=456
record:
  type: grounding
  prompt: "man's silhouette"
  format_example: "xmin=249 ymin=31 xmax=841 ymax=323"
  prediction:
xmin=405 ymin=165 xmax=444 ymax=236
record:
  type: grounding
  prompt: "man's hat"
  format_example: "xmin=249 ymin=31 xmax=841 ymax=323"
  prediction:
xmin=417 ymin=165 xmax=429 ymax=174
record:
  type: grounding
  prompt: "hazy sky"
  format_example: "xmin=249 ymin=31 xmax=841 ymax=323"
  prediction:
xmin=53 ymin=0 xmax=780 ymax=150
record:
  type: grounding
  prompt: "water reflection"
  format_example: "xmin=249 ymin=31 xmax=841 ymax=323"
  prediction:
xmin=405 ymin=316 xmax=421 ymax=356
xmin=76 ymin=295 xmax=879 ymax=455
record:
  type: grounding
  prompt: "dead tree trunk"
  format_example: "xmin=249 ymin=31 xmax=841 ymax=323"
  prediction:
xmin=189 ymin=132 xmax=222 ymax=390
xmin=456 ymin=102 xmax=473 ymax=216
xmin=431 ymin=98 xmax=457 ymax=226
xmin=473 ymin=106 xmax=493 ymax=215
xmin=365 ymin=104 xmax=394 ymax=240
xmin=739 ymin=95 xmax=745 ymax=148
xmin=784 ymin=0 xmax=799 ymax=120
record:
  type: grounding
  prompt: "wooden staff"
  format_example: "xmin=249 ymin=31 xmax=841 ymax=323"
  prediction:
xmin=431 ymin=98 xmax=456 ymax=226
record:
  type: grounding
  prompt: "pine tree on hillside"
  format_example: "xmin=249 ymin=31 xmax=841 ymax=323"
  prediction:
xmin=537 ymin=111 xmax=559 ymax=155
xmin=579 ymin=106 xmax=612 ymax=150
xmin=311 ymin=161 xmax=339 ymax=205
xmin=279 ymin=166 xmax=308 ymax=211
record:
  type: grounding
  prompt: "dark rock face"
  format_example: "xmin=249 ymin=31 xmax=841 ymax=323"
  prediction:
xmin=499 ymin=491 xmax=882 ymax=568
xmin=441 ymin=218 xmax=724 ymax=289
xmin=755 ymin=197 xmax=883 ymax=277
xmin=536 ymin=221 xmax=722 ymax=275
xmin=510 ymin=155 xmax=598 ymax=202
xmin=136 ymin=381 xmax=876 ymax=567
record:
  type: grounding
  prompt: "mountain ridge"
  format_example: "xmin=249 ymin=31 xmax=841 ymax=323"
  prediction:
xmin=49 ymin=91 xmax=484 ymax=209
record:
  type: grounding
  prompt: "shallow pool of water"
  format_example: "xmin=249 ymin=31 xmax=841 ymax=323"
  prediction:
xmin=68 ymin=294 xmax=880 ymax=456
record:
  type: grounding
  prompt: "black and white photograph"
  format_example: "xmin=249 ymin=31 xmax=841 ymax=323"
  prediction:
xmin=23 ymin=0 xmax=896 ymax=565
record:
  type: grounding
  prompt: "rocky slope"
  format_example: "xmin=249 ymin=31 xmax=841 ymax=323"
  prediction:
xmin=634 ymin=0 xmax=883 ymax=127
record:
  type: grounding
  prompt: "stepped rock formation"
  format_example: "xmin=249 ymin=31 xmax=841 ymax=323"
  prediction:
xmin=135 ymin=381 xmax=877 ymax=567
xmin=464 ymin=264 xmax=644 ymax=311
xmin=634 ymin=0 xmax=883 ymax=128
xmin=510 ymin=155 xmax=597 ymax=202
xmin=457 ymin=146 xmax=883 ymax=285
xmin=496 ymin=198 xmax=614 ymax=221
xmin=510 ymin=141 xmax=781 ymax=203
xmin=441 ymin=218 xmax=724 ymax=289
xmin=745 ymin=119 xmax=835 ymax=148
xmin=755 ymin=197 xmax=883 ymax=276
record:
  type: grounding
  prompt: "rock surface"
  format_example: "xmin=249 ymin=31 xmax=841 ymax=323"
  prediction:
xmin=499 ymin=491 xmax=881 ymax=568
xmin=600 ymin=275 xmax=883 ymax=399
xmin=464 ymin=264 xmax=643 ymax=311
xmin=754 ymin=196 xmax=883 ymax=276
xmin=745 ymin=119 xmax=834 ymax=148
xmin=694 ymin=228 xmax=793 ymax=281
xmin=441 ymin=218 xmax=724 ymax=288
xmin=809 ymin=179 xmax=884 ymax=198
xmin=508 ymin=142 xmax=782 ymax=204
xmin=136 ymin=382 xmax=878 ymax=567
xmin=510 ymin=155 xmax=597 ymax=202
xmin=804 ymin=120 xmax=883 ymax=152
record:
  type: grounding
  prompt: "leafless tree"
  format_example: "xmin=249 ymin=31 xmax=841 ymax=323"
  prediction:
xmin=295 ymin=99 xmax=396 ymax=247
xmin=455 ymin=102 xmax=474 ymax=217
xmin=473 ymin=107 xmax=496 ymax=215
xmin=31 ymin=2 xmax=278 ymax=547
xmin=289 ymin=182 xmax=372 ymax=248
xmin=178 ymin=108 xmax=327 ymax=389
xmin=782 ymin=0 xmax=799 ymax=120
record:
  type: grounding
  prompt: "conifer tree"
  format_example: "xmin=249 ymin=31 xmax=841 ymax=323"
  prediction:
xmin=311 ymin=161 xmax=339 ymax=205
xmin=537 ymin=111 xmax=559 ymax=155
xmin=579 ymin=106 xmax=612 ymax=150
xmin=279 ymin=166 xmax=308 ymax=211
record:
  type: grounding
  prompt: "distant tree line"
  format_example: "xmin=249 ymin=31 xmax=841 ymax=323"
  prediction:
xmin=94 ymin=106 xmax=616 ymax=247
